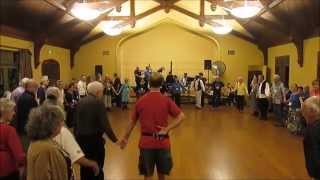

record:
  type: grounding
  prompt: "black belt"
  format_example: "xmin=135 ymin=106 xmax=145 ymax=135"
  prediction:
xmin=142 ymin=132 xmax=169 ymax=140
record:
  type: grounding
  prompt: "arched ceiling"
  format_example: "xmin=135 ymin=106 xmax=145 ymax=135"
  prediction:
xmin=1 ymin=0 xmax=319 ymax=54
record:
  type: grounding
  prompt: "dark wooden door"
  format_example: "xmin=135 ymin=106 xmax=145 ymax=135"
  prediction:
xmin=42 ymin=59 xmax=60 ymax=85
xmin=275 ymin=55 xmax=290 ymax=88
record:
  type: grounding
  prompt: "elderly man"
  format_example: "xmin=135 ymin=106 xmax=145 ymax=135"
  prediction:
xmin=16 ymin=79 xmax=38 ymax=135
xmin=75 ymin=81 xmax=120 ymax=180
xmin=37 ymin=76 xmax=49 ymax=105
xmin=302 ymin=96 xmax=320 ymax=180
xmin=77 ymin=75 xmax=87 ymax=98
xmin=194 ymin=75 xmax=205 ymax=109
xmin=11 ymin=77 xmax=29 ymax=104
xmin=257 ymin=75 xmax=270 ymax=120
xmin=271 ymin=74 xmax=286 ymax=126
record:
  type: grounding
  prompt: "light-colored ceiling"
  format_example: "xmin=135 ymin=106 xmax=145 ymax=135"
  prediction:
xmin=86 ymin=0 xmax=254 ymax=40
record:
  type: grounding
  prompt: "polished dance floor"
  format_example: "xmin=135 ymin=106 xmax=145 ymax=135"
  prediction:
xmin=96 ymin=105 xmax=308 ymax=179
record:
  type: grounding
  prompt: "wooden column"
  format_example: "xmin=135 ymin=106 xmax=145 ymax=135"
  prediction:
xmin=293 ymin=38 xmax=304 ymax=67
xmin=70 ymin=46 xmax=80 ymax=69
xmin=258 ymin=44 xmax=269 ymax=66
xmin=33 ymin=35 xmax=46 ymax=69
xmin=199 ymin=0 xmax=205 ymax=27
xmin=130 ymin=0 xmax=136 ymax=28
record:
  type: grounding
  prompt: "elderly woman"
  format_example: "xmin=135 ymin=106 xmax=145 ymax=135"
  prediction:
xmin=250 ymin=75 xmax=259 ymax=116
xmin=235 ymin=76 xmax=248 ymax=112
xmin=271 ymin=74 xmax=286 ymax=126
xmin=0 ymin=98 xmax=25 ymax=180
xmin=43 ymin=87 xmax=100 ymax=176
xmin=301 ymin=96 xmax=320 ymax=180
xmin=26 ymin=105 xmax=68 ymax=180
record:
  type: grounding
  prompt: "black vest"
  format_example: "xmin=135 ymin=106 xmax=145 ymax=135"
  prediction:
xmin=260 ymin=81 xmax=267 ymax=95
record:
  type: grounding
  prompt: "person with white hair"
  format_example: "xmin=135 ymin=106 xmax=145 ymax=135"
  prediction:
xmin=194 ymin=75 xmax=205 ymax=109
xmin=235 ymin=76 xmax=248 ymax=112
xmin=11 ymin=77 xmax=29 ymax=104
xmin=271 ymin=74 xmax=286 ymax=127
xmin=56 ymin=80 xmax=65 ymax=104
xmin=257 ymin=75 xmax=270 ymax=120
xmin=16 ymin=79 xmax=38 ymax=135
xmin=37 ymin=76 xmax=49 ymax=105
xmin=301 ymin=96 xmax=320 ymax=180
xmin=42 ymin=87 xmax=100 ymax=178
xmin=75 ymin=81 xmax=121 ymax=180
xmin=77 ymin=75 xmax=87 ymax=98
xmin=0 ymin=98 xmax=25 ymax=180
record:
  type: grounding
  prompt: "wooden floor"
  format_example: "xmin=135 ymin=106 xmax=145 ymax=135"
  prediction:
xmin=101 ymin=104 xmax=308 ymax=179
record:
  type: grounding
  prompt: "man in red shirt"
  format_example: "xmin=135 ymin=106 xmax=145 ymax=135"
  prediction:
xmin=121 ymin=72 xmax=185 ymax=180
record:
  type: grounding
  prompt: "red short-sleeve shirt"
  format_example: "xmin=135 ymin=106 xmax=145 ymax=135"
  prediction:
xmin=132 ymin=91 xmax=181 ymax=149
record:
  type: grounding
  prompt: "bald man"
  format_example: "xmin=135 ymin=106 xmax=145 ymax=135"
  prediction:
xmin=302 ymin=96 xmax=320 ymax=180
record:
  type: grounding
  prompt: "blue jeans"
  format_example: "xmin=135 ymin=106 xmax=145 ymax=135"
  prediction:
xmin=273 ymin=103 xmax=283 ymax=123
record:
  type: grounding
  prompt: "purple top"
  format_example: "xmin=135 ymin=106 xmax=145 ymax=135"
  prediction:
xmin=10 ymin=87 xmax=25 ymax=103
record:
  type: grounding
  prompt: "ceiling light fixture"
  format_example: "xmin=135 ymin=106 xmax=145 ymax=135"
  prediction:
xmin=100 ymin=21 xmax=123 ymax=36
xmin=212 ymin=23 xmax=233 ymax=35
xmin=230 ymin=0 xmax=262 ymax=19
xmin=71 ymin=2 xmax=102 ymax=21
xmin=212 ymin=16 xmax=232 ymax=35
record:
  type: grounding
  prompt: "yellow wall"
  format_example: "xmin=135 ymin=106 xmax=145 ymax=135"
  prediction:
xmin=268 ymin=37 xmax=320 ymax=86
xmin=214 ymin=33 xmax=263 ymax=84
xmin=74 ymin=23 xmax=264 ymax=85
xmin=0 ymin=35 xmax=71 ymax=83
xmin=119 ymin=23 xmax=219 ymax=84
xmin=72 ymin=35 xmax=123 ymax=79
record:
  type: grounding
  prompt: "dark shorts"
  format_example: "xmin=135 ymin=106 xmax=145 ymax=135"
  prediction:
xmin=139 ymin=149 xmax=173 ymax=176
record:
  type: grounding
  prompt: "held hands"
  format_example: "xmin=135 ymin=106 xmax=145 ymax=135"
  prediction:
xmin=116 ymin=139 xmax=128 ymax=149
xmin=89 ymin=160 xmax=100 ymax=176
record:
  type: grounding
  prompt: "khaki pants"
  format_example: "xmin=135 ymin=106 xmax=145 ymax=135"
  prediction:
xmin=195 ymin=90 xmax=202 ymax=108
xmin=104 ymin=95 xmax=112 ymax=108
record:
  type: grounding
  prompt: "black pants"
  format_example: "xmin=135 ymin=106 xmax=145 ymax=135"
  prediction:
xmin=172 ymin=93 xmax=181 ymax=107
xmin=201 ymin=92 xmax=205 ymax=107
xmin=257 ymin=98 xmax=269 ymax=120
xmin=116 ymin=95 xmax=122 ymax=107
xmin=76 ymin=134 xmax=105 ymax=180
xmin=0 ymin=171 xmax=19 ymax=180
xmin=236 ymin=95 xmax=245 ymax=111
xmin=212 ymin=94 xmax=221 ymax=108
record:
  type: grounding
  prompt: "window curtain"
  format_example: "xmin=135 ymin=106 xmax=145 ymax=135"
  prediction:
xmin=17 ymin=49 xmax=32 ymax=79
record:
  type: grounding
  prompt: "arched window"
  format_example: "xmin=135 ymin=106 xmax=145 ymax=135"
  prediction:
xmin=42 ymin=59 xmax=60 ymax=85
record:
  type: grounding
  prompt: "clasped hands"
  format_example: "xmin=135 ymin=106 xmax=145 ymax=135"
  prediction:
xmin=116 ymin=125 xmax=169 ymax=149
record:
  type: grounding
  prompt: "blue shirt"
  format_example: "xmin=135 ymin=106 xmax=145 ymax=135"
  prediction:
xmin=289 ymin=93 xmax=302 ymax=109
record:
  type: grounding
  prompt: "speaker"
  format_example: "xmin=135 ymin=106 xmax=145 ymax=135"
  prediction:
xmin=95 ymin=65 xmax=103 ymax=76
xmin=204 ymin=60 xmax=212 ymax=70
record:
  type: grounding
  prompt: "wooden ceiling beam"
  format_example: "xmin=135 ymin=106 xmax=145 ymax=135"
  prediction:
xmin=199 ymin=0 xmax=205 ymax=27
xmin=171 ymin=5 xmax=256 ymax=44
xmin=130 ymin=0 xmax=136 ymax=28
xmin=104 ymin=16 xmax=131 ymax=21
xmin=42 ymin=0 xmax=95 ymax=28
xmin=252 ymin=0 xmax=287 ymax=21
xmin=205 ymin=15 xmax=233 ymax=20
xmin=153 ymin=0 xmax=181 ymax=13
xmin=81 ymin=5 xmax=164 ymax=46
xmin=135 ymin=5 xmax=163 ymax=20
xmin=254 ymin=16 xmax=289 ymax=35
xmin=63 ymin=0 xmax=78 ymax=11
